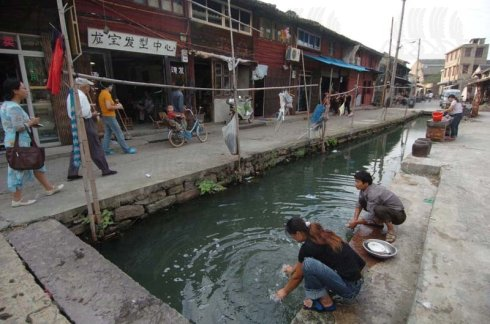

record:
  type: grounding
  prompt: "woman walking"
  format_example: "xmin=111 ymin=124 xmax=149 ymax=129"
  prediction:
xmin=275 ymin=217 xmax=365 ymax=312
xmin=1 ymin=79 xmax=63 ymax=207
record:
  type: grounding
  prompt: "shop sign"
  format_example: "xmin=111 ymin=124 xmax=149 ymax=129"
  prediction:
xmin=88 ymin=28 xmax=176 ymax=56
xmin=170 ymin=65 xmax=185 ymax=75
xmin=181 ymin=49 xmax=188 ymax=63
xmin=0 ymin=34 xmax=18 ymax=50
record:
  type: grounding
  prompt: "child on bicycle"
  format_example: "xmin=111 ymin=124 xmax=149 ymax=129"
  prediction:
xmin=166 ymin=104 xmax=186 ymax=131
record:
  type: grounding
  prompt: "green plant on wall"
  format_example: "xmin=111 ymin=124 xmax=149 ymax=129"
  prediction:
xmin=198 ymin=179 xmax=226 ymax=195
xmin=327 ymin=137 xmax=338 ymax=146
xmin=82 ymin=209 xmax=114 ymax=234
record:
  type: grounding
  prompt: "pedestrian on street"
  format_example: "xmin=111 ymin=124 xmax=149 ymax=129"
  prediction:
xmin=1 ymin=78 xmax=63 ymax=207
xmin=444 ymin=94 xmax=463 ymax=141
xmin=276 ymin=217 xmax=365 ymax=312
xmin=345 ymin=94 xmax=353 ymax=117
xmin=66 ymin=78 xmax=117 ymax=180
xmin=98 ymin=83 xmax=137 ymax=155
xmin=171 ymin=81 xmax=185 ymax=113
xmin=347 ymin=170 xmax=406 ymax=243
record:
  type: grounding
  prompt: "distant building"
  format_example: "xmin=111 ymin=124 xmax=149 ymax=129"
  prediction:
xmin=438 ymin=38 xmax=489 ymax=94
xmin=373 ymin=53 xmax=411 ymax=106
xmin=410 ymin=59 xmax=444 ymax=97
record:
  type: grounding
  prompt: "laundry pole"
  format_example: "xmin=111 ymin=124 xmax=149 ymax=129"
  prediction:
xmin=57 ymin=0 xmax=101 ymax=241
xmin=227 ymin=0 xmax=240 ymax=167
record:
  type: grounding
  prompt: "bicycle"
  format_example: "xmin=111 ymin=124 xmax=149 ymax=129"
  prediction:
xmin=168 ymin=106 xmax=208 ymax=147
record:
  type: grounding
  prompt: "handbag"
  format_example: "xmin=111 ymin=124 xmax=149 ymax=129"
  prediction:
xmin=6 ymin=127 xmax=45 ymax=170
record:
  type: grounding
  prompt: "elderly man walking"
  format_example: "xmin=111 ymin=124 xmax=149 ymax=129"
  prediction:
xmin=66 ymin=78 xmax=117 ymax=180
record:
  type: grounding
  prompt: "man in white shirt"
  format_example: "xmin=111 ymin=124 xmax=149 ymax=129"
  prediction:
xmin=66 ymin=77 xmax=116 ymax=180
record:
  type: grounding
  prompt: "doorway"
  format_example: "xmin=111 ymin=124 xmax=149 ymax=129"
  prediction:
xmin=253 ymin=79 xmax=264 ymax=117
xmin=0 ymin=54 xmax=21 ymax=149
xmin=194 ymin=60 xmax=212 ymax=121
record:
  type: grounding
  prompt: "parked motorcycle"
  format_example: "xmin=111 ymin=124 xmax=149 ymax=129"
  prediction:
xmin=226 ymin=96 xmax=254 ymax=123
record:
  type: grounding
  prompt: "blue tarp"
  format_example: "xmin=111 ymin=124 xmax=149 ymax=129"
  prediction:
xmin=304 ymin=54 xmax=369 ymax=72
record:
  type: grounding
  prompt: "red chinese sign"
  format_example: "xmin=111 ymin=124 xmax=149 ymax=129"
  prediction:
xmin=0 ymin=35 xmax=17 ymax=49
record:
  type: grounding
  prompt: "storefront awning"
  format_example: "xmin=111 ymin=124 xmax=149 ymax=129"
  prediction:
xmin=304 ymin=54 xmax=369 ymax=72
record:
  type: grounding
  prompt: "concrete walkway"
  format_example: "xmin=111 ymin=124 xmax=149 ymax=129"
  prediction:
xmin=1 ymin=102 xmax=488 ymax=323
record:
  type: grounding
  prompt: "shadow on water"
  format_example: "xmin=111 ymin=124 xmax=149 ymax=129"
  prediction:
xmin=97 ymin=117 xmax=427 ymax=324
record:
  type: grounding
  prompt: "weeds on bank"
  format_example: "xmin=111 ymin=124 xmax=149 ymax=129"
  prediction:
xmin=198 ymin=180 xmax=226 ymax=195
xmin=82 ymin=209 xmax=114 ymax=236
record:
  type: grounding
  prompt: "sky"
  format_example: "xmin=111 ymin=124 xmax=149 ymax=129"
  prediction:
xmin=263 ymin=0 xmax=490 ymax=66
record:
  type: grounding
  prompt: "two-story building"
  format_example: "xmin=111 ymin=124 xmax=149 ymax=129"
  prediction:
xmin=1 ymin=0 xmax=383 ymax=146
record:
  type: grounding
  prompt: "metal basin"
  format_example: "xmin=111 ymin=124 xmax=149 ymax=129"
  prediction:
xmin=362 ymin=239 xmax=398 ymax=259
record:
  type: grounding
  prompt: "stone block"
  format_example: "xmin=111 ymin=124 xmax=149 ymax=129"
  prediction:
xmin=176 ymin=189 xmax=200 ymax=204
xmin=146 ymin=196 xmax=177 ymax=214
xmin=114 ymin=205 xmax=145 ymax=222
xmin=134 ymin=191 xmax=167 ymax=205
xmin=168 ymin=184 xmax=184 ymax=195
xmin=184 ymin=181 xmax=197 ymax=191
xmin=69 ymin=223 xmax=89 ymax=236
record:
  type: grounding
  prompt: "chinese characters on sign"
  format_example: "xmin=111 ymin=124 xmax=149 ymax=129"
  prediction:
xmin=0 ymin=34 xmax=17 ymax=49
xmin=170 ymin=66 xmax=185 ymax=75
xmin=87 ymin=28 xmax=177 ymax=56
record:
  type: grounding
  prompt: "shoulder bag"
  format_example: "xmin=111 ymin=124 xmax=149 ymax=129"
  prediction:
xmin=6 ymin=127 xmax=45 ymax=170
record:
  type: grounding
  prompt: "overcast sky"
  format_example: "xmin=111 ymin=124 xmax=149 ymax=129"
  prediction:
xmin=263 ymin=0 xmax=490 ymax=65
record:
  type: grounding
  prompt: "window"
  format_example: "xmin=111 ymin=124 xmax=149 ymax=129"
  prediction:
xmin=328 ymin=41 xmax=334 ymax=56
xmin=462 ymin=64 xmax=469 ymax=74
xmin=464 ymin=48 xmax=472 ymax=57
xmin=475 ymin=47 xmax=484 ymax=57
xmin=191 ymin=0 xmax=252 ymax=35
xmin=214 ymin=62 xmax=230 ymax=96
xmin=132 ymin=0 xmax=183 ymax=15
xmin=297 ymin=28 xmax=320 ymax=50
xmin=444 ymin=69 xmax=447 ymax=78
xmin=259 ymin=18 xmax=291 ymax=43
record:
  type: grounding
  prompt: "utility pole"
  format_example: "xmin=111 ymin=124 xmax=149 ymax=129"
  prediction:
xmin=415 ymin=38 xmax=421 ymax=96
xmin=381 ymin=17 xmax=394 ymax=121
xmin=388 ymin=0 xmax=407 ymax=108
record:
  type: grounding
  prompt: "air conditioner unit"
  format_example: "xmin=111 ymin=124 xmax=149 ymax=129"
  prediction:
xmin=285 ymin=47 xmax=301 ymax=62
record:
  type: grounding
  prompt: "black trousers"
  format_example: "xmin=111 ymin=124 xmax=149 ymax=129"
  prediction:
xmin=68 ymin=118 xmax=110 ymax=177
xmin=359 ymin=198 xmax=406 ymax=225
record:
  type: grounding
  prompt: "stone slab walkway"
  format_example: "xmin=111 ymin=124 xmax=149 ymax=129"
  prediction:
xmin=6 ymin=219 xmax=189 ymax=324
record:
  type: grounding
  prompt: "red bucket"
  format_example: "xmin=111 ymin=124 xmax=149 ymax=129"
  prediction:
xmin=432 ymin=111 xmax=443 ymax=122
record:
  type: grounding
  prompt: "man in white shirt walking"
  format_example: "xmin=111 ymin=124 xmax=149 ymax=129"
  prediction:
xmin=66 ymin=78 xmax=117 ymax=180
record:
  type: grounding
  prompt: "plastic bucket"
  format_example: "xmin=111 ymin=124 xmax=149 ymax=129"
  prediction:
xmin=432 ymin=111 xmax=443 ymax=122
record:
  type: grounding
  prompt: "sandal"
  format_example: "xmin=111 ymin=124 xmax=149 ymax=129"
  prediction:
xmin=303 ymin=299 xmax=336 ymax=312
xmin=386 ymin=232 xmax=396 ymax=243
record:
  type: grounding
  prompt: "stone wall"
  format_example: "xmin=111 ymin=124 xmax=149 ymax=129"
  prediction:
xmin=62 ymin=117 xmax=417 ymax=238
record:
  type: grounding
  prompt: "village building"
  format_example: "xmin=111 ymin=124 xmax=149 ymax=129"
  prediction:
xmin=410 ymin=59 xmax=444 ymax=98
xmin=438 ymin=38 xmax=489 ymax=100
xmin=1 ymin=0 xmax=383 ymax=146
xmin=373 ymin=53 xmax=411 ymax=106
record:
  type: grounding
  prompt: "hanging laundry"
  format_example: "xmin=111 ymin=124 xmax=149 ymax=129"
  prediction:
xmin=46 ymin=32 xmax=65 ymax=95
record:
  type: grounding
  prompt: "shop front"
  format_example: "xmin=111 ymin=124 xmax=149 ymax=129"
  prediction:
xmin=82 ymin=28 xmax=180 ymax=125
xmin=0 ymin=32 xmax=60 ymax=147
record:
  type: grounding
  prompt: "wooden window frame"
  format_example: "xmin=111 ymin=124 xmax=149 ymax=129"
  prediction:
xmin=190 ymin=0 xmax=252 ymax=35
xmin=296 ymin=28 xmax=321 ymax=51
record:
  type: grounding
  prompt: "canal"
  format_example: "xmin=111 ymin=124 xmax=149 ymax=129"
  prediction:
xmin=97 ymin=117 xmax=426 ymax=324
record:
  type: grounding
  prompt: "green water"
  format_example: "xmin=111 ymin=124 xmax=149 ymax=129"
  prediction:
xmin=97 ymin=118 xmax=426 ymax=324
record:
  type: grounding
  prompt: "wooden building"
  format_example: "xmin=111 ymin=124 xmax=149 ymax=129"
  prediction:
xmin=0 ymin=0 xmax=383 ymax=146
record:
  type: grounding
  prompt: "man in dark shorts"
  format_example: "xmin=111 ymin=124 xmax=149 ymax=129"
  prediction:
xmin=347 ymin=170 xmax=406 ymax=243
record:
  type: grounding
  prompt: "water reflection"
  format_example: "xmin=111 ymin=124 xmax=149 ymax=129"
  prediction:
xmin=97 ymin=118 xmax=426 ymax=324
